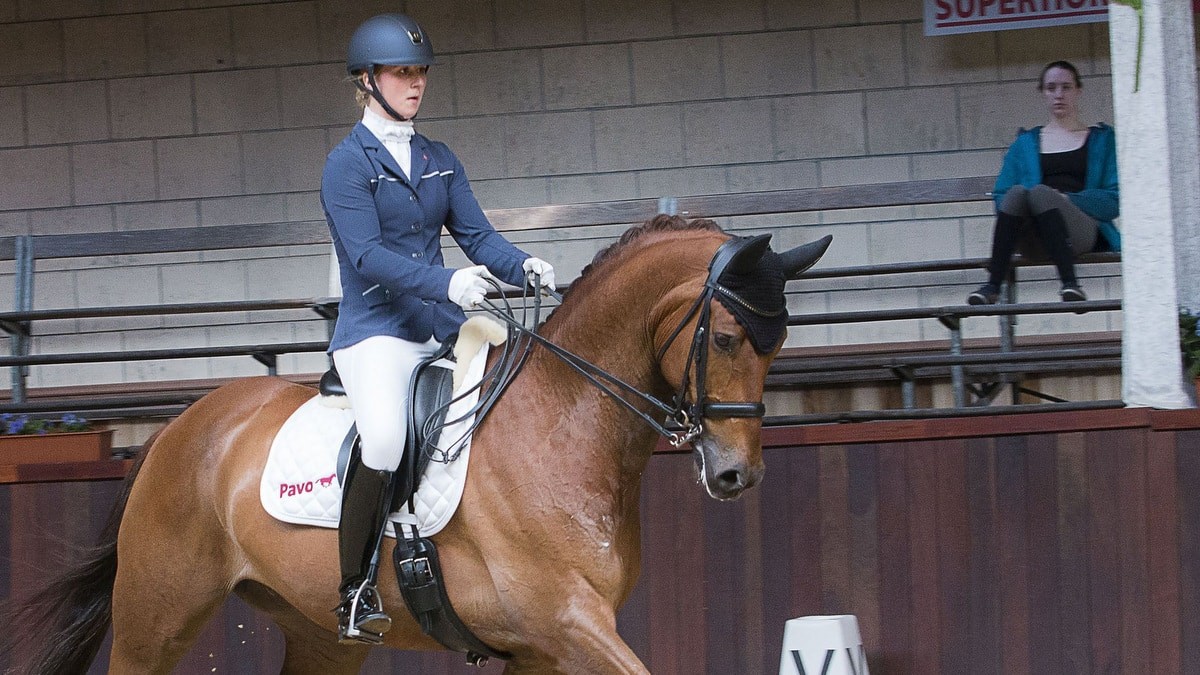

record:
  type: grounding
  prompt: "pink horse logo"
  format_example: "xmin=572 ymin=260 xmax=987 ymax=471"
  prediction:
xmin=316 ymin=473 xmax=337 ymax=489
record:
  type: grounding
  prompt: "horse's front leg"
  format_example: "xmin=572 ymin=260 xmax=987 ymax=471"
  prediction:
xmin=502 ymin=590 xmax=649 ymax=674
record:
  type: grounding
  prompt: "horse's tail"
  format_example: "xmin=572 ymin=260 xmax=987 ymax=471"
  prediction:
xmin=0 ymin=430 xmax=158 ymax=675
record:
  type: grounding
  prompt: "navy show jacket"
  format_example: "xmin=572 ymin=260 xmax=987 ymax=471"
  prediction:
xmin=321 ymin=123 xmax=529 ymax=352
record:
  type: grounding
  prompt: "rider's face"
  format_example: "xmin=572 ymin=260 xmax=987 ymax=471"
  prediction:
xmin=364 ymin=65 xmax=428 ymax=120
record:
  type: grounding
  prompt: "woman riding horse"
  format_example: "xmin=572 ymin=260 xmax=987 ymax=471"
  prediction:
xmin=324 ymin=13 xmax=556 ymax=643
xmin=0 ymin=217 xmax=830 ymax=673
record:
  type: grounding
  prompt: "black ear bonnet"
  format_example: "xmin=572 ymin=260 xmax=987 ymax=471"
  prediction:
xmin=705 ymin=235 xmax=789 ymax=355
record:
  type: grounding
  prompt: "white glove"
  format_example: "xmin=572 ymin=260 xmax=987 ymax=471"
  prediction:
xmin=522 ymin=257 xmax=556 ymax=291
xmin=447 ymin=265 xmax=494 ymax=310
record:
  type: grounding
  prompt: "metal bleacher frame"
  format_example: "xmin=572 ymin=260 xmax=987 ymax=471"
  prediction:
xmin=0 ymin=175 xmax=1124 ymax=424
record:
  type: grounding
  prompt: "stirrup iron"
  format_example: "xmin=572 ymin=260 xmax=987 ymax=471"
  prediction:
xmin=338 ymin=579 xmax=391 ymax=645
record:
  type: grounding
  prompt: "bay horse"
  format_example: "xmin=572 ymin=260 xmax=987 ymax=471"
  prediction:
xmin=2 ymin=215 xmax=828 ymax=674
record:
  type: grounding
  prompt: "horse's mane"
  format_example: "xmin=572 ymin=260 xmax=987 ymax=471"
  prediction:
xmin=567 ymin=215 xmax=723 ymax=299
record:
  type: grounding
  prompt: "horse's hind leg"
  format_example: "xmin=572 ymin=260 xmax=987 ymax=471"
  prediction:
xmin=107 ymin=553 xmax=230 ymax=672
xmin=107 ymin=479 xmax=238 ymax=672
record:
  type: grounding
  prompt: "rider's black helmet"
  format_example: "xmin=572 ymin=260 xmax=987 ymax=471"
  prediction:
xmin=346 ymin=13 xmax=435 ymax=75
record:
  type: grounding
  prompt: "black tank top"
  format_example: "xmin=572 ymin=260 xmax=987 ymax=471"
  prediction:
xmin=1040 ymin=132 xmax=1089 ymax=194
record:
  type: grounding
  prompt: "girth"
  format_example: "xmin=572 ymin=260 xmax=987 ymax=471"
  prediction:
xmin=393 ymin=530 xmax=510 ymax=666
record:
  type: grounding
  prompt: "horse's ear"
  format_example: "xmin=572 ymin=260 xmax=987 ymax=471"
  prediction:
xmin=778 ymin=234 xmax=833 ymax=279
xmin=724 ymin=233 xmax=773 ymax=276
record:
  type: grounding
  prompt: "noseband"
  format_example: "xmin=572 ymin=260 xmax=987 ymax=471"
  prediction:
xmin=474 ymin=236 xmax=776 ymax=448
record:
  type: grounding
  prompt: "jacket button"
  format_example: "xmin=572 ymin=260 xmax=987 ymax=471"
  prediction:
xmin=409 ymin=195 xmax=416 ymax=202
xmin=411 ymin=251 xmax=422 ymax=258
xmin=412 ymin=223 xmax=420 ymax=230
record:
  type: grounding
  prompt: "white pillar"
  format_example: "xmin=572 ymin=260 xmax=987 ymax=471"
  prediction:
xmin=1109 ymin=0 xmax=1200 ymax=408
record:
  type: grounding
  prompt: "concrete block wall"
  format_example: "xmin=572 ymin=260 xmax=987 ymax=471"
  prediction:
xmin=0 ymin=0 xmax=1133 ymax=389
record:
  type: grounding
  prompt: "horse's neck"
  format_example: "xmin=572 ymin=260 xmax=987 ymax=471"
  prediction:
xmin=469 ymin=234 xmax=712 ymax=561
xmin=540 ymin=239 xmax=703 ymax=408
xmin=521 ymin=236 xmax=709 ymax=464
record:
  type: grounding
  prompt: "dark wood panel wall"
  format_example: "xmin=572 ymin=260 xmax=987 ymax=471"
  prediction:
xmin=2 ymin=412 xmax=1198 ymax=674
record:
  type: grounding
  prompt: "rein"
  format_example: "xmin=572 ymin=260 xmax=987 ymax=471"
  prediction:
xmin=414 ymin=288 xmax=540 ymax=462
xmin=479 ymin=289 xmax=700 ymax=446
xmin=446 ymin=237 xmax=771 ymax=449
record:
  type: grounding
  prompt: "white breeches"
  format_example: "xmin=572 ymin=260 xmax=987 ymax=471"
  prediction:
xmin=332 ymin=334 xmax=442 ymax=471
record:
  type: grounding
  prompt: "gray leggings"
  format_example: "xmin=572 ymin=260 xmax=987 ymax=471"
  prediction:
xmin=999 ymin=184 xmax=1099 ymax=258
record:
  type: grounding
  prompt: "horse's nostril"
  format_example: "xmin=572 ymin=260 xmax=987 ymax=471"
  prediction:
xmin=717 ymin=469 xmax=743 ymax=490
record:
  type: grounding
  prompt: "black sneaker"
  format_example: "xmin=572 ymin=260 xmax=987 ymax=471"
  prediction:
xmin=1059 ymin=284 xmax=1087 ymax=302
xmin=967 ymin=284 xmax=1000 ymax=305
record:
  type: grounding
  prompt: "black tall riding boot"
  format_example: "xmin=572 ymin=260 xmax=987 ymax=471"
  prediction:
xmin=1032 ymin=208 xmax=1085 ymax=300
xmin=335 ymin=458 xmax=395 ymax=645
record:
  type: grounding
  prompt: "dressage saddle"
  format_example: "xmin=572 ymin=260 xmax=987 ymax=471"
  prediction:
xmin=319 ymin=350 xmax=509 ymax=665
xmin=322 ymin=349 xmax=454 ymax=511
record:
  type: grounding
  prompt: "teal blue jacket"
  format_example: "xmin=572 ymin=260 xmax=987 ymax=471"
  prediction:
xmin=993 ymin=123 xmax=1121 ymax=251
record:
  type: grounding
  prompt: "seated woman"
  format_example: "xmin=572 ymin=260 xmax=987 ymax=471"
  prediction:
xmin=967 ymin=60 xmax=1120 ymax=305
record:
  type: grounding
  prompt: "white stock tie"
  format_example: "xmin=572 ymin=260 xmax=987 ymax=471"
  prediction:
xmin=377 ymin=124 xmax=414 ymax=179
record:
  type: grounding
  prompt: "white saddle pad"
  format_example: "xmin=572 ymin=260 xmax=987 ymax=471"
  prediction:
xmin=259 ymin=344 xmax=488 ymax=538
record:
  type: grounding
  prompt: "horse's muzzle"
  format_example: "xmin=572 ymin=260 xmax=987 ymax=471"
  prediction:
xmin=693 ymin=437 xmax=764 ymax=501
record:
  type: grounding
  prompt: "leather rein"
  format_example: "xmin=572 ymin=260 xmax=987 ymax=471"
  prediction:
xmin=468 ymin=237 xmax=770 ymax=449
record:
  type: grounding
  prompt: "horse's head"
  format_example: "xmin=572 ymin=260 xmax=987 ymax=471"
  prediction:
xmin=653 ymin=224 xmax=832 ymax=501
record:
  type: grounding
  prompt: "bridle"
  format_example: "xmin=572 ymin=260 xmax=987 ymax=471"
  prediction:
xmin=652 ymin=235 xmax=777 ymax=442
xmin=465 ymin=235 xmax=776 ymax=449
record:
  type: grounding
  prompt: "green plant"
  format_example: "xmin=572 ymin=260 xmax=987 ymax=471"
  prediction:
xmin=0 ymin=413 xmax=92 ymax=436
xmin=1182 ymin=308 xmax=1200 ymax=379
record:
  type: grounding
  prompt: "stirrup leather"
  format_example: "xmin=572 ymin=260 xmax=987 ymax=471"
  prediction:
xmin=337 ymin=579 xmax=391 ymax=645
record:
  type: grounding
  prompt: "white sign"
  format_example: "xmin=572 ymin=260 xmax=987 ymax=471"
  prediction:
xmin=925 ymin=0 xmax=1110 ymax=36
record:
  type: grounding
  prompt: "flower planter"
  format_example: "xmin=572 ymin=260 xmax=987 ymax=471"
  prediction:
xmin=0 ymin=429 xmax=114 ymax=465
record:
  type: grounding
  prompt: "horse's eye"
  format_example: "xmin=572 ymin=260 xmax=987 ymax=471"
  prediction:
xmin=712 ymin=332 xmax=736 ymax=352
